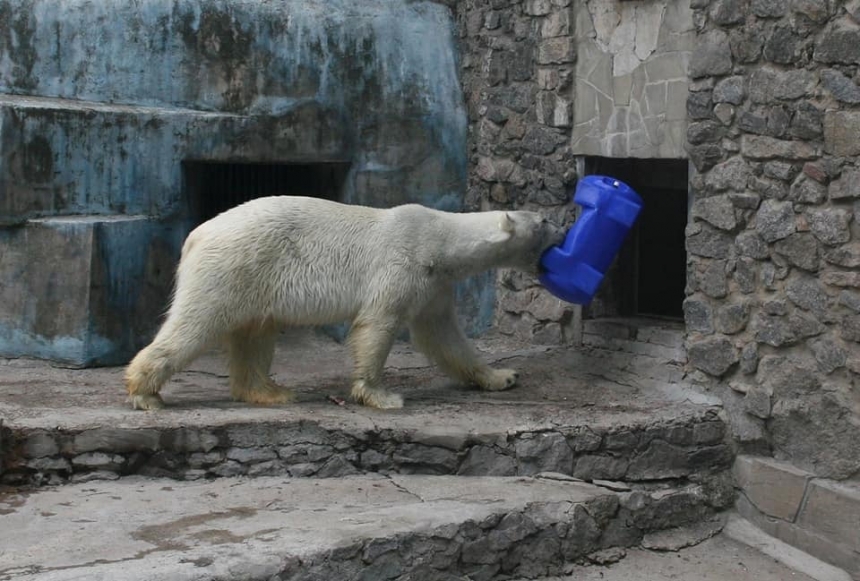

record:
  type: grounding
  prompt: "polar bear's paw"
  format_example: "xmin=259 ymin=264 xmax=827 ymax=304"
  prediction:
xmin=129 ymin=394 xmax=166 ymax=411
xmin=351 ymin=381 xmax=404 ymax=410
xmin=235 ymin=380 xmax=295 ymax=406
xmin=478 ymin=368 xmax=519 ymax=392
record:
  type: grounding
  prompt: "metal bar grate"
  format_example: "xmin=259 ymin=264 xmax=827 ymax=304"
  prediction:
xmin=183 ymin=162 xmax=351 ymax=225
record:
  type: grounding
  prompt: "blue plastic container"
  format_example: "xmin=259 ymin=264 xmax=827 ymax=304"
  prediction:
xmin=539 ymin=175 xmax=644 ymax=304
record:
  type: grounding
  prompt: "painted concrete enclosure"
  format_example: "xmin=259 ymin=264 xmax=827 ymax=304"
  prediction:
xmin=0 ymin=0 xmax=470 ymax=365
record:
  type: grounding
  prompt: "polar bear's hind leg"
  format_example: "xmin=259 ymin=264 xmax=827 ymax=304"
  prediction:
xmin=227 ymin=323 xmax=294 ymax=405
xmin=125 ymin=317 xmax=214 ymax=410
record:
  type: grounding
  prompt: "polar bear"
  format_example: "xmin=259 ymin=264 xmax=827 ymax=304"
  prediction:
xmin=125 ymin=196 xmax=564 ymax=410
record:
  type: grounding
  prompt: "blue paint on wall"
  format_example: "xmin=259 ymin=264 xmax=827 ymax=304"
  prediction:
xmin=1 ymin=0 xmax=468 ymax=218
xmin=0 ymin=0 xmax=494 ymax=363
xmin=0 ymin=324 xmax=92 ymax=365
xmin=456 ymin=271 xmax=497 ymax=338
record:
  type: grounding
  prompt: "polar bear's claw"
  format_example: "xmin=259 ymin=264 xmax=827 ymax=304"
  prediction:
xmin=233 ymin=380 xmax=295 ymax=405
xmin=237 ymin=389 xmax=295 ymax=405
xmin=351 ymin=381 xmax=404 ymax=409
xmin=479 ymin=368 xmax=519 ymax=392
xmin=129 ymin=394 xmax=166 ymax=411
xmin=368 ymin=391 xmax=404 ymax=410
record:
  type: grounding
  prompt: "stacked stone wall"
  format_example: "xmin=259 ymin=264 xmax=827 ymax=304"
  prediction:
xmin=685 ymin=0 xmax=860 ymax=479
xmin=457 ymin=0 xmax=860 ymax=480
xmin=457 ymin=0 xmax=580 ymax=344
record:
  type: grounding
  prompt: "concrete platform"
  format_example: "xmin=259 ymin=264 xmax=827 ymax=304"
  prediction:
xmin=0 ymin=332 xmax=766 ymax=580
xmin=0 ymin=332 xmax=730 ymax=486
xmin=0 ymin=473 xmax=822 ymax=581
xmin=0 ymin=474 xmax=634 ymax=580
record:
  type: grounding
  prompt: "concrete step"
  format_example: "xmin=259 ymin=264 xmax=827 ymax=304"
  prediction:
xmin=733 ymin=455 xmax=860 ymax=578
xmin=723 ymin=515 xmax=854 ymax=581
xmin=0 ymin=334 xmax=731 ymax=489
xmin=0 ymin=473 xmax=729 ymax=581
xmin=520 ymin=529 xmax=826 ymax=581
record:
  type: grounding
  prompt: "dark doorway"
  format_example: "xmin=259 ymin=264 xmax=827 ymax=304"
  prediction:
xmin=183 ymin=161 xmax=351 ymax=225
xmin=583 ymin=157 xmax=688 ymax=320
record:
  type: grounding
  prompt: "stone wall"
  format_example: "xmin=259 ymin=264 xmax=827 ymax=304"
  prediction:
xmin=457 ymin=0 xmax=860 ymax=482
xmin=457 ymin=0 xmax=697 ymax=343
xmin=685 ymin=0 xmax=860 ymax=480
xmin=457 ymin=0 xmax=581 ymax=343
xmin=3 ymin=413 xmax=730 ymax=486
xmin=573 ymin=0 xmax=695 ymax=158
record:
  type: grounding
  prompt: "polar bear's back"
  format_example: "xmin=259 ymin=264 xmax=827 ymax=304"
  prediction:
xmin=175 ymin=196 xmax=427 ymax=327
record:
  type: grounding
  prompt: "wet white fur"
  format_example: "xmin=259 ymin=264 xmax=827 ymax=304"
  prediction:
xmin=125 ymin=196 xmax=563 ymax=410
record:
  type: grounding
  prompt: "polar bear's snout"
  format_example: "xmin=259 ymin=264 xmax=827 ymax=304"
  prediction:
xmin=535 ymin=217 xmax=566 ymax=258
xmin=516 ymin=216 xmax=567 ymax=275
xmin=534 ymin=223 xmax=565 ymax=273
xmin=547 ymin=221 xmax=566 ymax=248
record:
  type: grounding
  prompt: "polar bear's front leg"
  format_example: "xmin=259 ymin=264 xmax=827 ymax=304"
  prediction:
xmin=227 ymin=323 xmax=294 ymax=405
xmin=410 ymin=288 xmax=519 ymax=392
xmin=347 ymin=315 xmax=404 ymax=409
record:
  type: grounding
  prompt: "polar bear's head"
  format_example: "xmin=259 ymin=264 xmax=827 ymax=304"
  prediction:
xmin=494 ymin=211 xmax=565 ymax=274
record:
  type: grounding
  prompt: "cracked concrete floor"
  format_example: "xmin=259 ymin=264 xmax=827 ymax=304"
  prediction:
xmin=0 ymin=473 xmax=612 ymax=580
xmin=0 ymin=329 xmax=717 ymax=433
